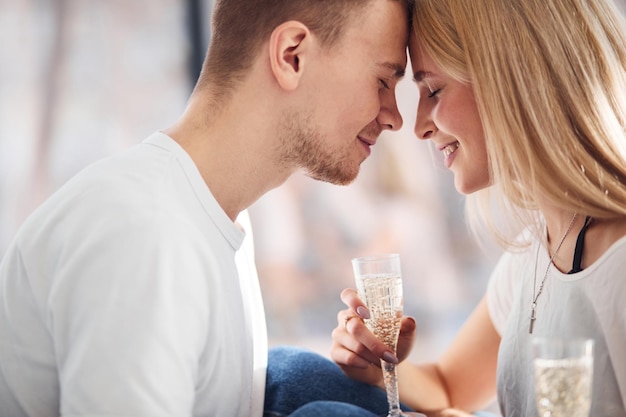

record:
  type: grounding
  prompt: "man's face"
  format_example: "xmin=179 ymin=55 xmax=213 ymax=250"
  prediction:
xmin=279 ymin=0 xmax=409 ymax=185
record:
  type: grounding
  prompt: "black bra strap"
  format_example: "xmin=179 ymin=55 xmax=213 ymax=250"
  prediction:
xmin=568 ymin=215 xmax=592 ymax=274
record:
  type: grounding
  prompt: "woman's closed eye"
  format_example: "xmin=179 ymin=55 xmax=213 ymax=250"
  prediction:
xmin=428 ymin=88 xmax=441 ymax=98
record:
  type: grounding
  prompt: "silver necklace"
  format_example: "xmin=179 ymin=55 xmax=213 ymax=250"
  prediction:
xmin=529 ymin=213 xmax=578 ymax=334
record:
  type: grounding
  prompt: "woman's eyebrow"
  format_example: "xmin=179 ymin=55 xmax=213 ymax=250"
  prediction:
xmin=413 ymin=70 xmax=433 ymax=82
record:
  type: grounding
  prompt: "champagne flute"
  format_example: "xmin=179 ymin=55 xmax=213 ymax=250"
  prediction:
xmin=532 ymin=337 xmax=594 ymax=417
xmin=352 ymin=253 xmax=407 ymax=417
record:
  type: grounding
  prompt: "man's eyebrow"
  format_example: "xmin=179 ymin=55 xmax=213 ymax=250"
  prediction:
xmin=413 ymin=70 xmax=433 ymax=82
xmin=380 ymin=62 xmax=406 ymax=79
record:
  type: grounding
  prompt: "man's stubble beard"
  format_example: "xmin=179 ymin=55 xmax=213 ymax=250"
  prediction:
xmin=278 ymin=109 xmax=360 ymax=186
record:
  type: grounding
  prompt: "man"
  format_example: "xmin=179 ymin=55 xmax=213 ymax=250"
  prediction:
xmin=0 ymin=0 xmax=411 ymax=416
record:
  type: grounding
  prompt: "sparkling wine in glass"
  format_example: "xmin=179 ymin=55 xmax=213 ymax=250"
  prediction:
xmin=352 ymin=253 xmax=406 ymax=417
xmin=532 ymin=337 xmax=594 ymax=417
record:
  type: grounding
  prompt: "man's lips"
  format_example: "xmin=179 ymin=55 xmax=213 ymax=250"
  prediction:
xmin=358 ymin=136 xmax=376 ymax=147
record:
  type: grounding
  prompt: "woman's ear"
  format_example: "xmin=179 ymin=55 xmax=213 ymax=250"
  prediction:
xmin=268 ymin=21 xmax=312 ymax=91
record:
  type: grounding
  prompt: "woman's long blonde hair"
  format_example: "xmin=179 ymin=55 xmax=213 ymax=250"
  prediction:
xmin=413 ymin=0 xmax=626 ymax=248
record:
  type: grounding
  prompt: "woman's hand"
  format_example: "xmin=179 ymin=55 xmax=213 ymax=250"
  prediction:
xmin=329 ymin=288 xmax=417 ymax=386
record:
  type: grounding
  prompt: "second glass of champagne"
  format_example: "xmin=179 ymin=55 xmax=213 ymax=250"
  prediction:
xmin=352 ymin=253 xmax=406 ymax=417
xmin=533 ymin=337 xmax=594 ymax=417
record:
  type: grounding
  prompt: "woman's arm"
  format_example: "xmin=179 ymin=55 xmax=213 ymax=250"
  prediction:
xmin=331 ymin=291 xmax=500 ymax=413
xmin=397 ymin=296 xmax=500 ymax=412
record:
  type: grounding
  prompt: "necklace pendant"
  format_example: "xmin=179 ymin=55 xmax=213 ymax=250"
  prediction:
xmin=528 ymin=213 xmax=578 ymax=336
xmin=529 ymin=307 xmax=537 ymax=334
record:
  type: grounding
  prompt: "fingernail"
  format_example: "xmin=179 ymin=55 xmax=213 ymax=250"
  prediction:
xmin=356 ymin=306 xmax=370 ymax=319
xmin=382 ymin=351 xmax=398 ymax=364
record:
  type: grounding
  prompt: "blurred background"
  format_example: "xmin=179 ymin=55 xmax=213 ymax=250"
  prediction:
xmin=2 ymin=1 xmax=623 ymax=411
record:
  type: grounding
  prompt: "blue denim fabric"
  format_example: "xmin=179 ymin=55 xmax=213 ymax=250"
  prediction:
xmin=264 ymin=346 xmax=501 ymax=417
xmin=274 ymin=401 xmax=380 ymax=417
xmin=264 ymin=346 xmax=413 ymax=417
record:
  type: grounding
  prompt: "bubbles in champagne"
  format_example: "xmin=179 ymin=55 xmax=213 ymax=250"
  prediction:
xmin=534 ymin=357 xmax=593 ymax=417
xmin=356 ymin=274 xmax=403 ymax=350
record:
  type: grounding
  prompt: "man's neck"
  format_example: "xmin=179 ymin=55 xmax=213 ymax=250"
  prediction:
xmin=163 ymin=94 xmax=294 ymax=221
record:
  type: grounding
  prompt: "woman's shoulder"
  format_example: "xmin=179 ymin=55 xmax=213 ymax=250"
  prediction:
xmin=588 ymin=233 xmax=626 ymax=272
xmin=583 ymin=218 xmax=626 ymax=273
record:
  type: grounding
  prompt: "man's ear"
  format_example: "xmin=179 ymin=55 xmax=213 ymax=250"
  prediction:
xmin=268 ymin=21 xmax=312 ymax=91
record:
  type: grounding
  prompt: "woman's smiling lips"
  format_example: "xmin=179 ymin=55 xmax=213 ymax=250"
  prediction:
xmin=439 ymin=141 xmax=460 ymax=167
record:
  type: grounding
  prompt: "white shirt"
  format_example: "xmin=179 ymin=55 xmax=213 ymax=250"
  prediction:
xmin=0 ymin=132 xmax=267 ymax=417
xmin=487 ymin=234 xmax=626 ymax=417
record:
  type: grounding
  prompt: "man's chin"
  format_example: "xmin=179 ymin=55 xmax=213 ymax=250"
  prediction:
xmin=305 ymin=168 xmax=358 ymax=186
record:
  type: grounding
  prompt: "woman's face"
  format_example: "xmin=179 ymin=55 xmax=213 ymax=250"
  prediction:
xmin=409 ymin=36 xmax=490 ymax=195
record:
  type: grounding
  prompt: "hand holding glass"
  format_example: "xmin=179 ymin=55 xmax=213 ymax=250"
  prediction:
xmin=533 ymin=337 xmax=594 ymax=417
xmin=352 ymin=254 xmax=406 ymax=417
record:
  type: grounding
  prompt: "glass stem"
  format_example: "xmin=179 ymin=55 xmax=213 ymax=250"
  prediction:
xmin=381 ymin=360 xmax=403 ymax=417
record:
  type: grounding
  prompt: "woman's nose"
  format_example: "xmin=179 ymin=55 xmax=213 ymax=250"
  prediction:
xmin=414 ymin=104 xmax=436 ymax=140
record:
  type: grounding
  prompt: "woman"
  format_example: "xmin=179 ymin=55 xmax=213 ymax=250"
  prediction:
xmin=265 ymin=0 xmax=626 ymax=416
xmin=331 ymin=0 xmax=626 ymax=415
